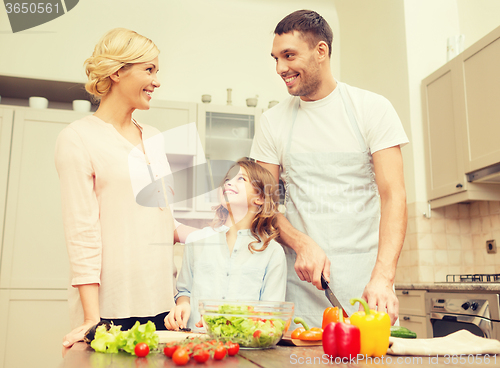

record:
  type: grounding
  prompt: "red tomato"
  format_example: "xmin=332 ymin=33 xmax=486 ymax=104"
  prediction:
xmin=163 ymin=344 xmax=179 ymax=358
xmin=134 ymin=342 xmax=149 ymax=357
xmin=172 ymin=348 xmax=190 ymax=366
xmin=213 ymin=345 xmax=227 ymax=360
xmin=253 ymin=330 xmax=261 ymax=338
xmin=226 ymin=342 xmax=240 ymax=356
xmin=193 ymin=349 xmax=210 ymax=363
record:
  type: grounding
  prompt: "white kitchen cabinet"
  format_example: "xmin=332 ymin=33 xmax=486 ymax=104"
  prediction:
xmin=460 ymin=27 xmax=500 ymax=173
xmin=195 ymin=104 xmax=262 ymax=211
xmin=0 ymin=108 xmax=13 ymax=261
xmin=0 ymin=289 xmax=70 ymax=368
xmin=421 ymin=25 xmax=500 ymax=208
xmin=396 ymin=289 xmax=429 ymax=338
xmin=0 ymin=107 xmax=87 ymax=289
xmin=399 ymin=315 xmax=428 ymax=339
xmin=132 ymin=100 xmax=197 ymax=155
xmin=422 ymin=58 xmax=467 ymax=201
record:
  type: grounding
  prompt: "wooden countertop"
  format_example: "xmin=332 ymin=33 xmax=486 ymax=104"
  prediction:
xmin=60 ymin=342 xmax=500 ymax=367
xmin=396 ymin=283 xmax=500 ymax=292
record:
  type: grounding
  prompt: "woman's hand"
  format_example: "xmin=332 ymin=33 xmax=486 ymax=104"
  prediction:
xmin=164 ymin=300 xmax=191 ymax=330
xmin=62 ymin=319 xmax=99 ymax=356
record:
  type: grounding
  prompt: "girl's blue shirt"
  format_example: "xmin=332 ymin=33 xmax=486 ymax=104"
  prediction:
xmin=175 ymin=225 xmax=287 ymax=330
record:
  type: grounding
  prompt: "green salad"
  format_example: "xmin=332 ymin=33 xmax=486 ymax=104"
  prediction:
xmin=202 ymin=304 xmax=287 ymax=348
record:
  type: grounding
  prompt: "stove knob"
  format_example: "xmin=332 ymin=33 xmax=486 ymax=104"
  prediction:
xmin=461 ymin=302 xmax=470 ymax=310
xmin=470 ymin=302 xmax=479 ymax=311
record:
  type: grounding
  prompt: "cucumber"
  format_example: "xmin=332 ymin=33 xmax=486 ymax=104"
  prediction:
xmin=390 ymin=326 xmax=417 ymax=339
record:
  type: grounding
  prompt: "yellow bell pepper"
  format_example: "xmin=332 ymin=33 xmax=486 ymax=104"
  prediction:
xmin=349 ymin=298 xmax=391 ymax=357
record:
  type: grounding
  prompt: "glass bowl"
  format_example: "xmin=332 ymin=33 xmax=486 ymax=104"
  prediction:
xmin=198 ymin=299 xmax=294 ymax=349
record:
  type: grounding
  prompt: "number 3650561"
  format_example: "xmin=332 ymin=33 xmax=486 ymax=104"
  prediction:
xmin=5 ymin=3 xmax=60 ymax=14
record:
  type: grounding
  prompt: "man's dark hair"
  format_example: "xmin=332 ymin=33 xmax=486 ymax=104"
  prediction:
xmin=274 ymin=10 xmax=333 ymax=58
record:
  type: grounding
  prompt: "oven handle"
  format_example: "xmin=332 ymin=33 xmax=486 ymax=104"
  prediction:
xmin=430 ymin=312 xmax=493 ymax=338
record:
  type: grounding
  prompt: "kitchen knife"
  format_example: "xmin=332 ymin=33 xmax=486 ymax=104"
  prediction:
xmin=321 ymin=274 xmax=349 ymax=318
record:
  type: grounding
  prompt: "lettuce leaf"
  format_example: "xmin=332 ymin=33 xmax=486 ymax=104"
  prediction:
xmin=90 ymin=321 xmax=159 ymax=355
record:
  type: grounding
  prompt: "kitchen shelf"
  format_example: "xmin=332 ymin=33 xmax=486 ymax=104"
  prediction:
xmin=0 ymin=74 xmax=92 ymax=105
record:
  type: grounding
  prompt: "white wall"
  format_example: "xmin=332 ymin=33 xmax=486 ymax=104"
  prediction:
xmin=457 ymin=0 xmax=500 ymax=48
xmin=0 ymin=0 xmax=339 ymax=109
xmin=403 ymin=0 xmax=460 ymax=204
xmin=333 ymin=0 xmax=415 ymax=202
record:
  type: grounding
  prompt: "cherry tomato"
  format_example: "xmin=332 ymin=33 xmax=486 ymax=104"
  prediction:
xmin=226 ymin=342 xmax=240 ymax=356
xmin=213 ymin=345 xmax=227 ymax=360
xmin=193 ymin=349 xmax=210 ymax=363
xmin=163 ymin=343 xmax=179 ymax=358
xmin=134 ymin=342 xmax=149 ymax=357
xmin=253 ymin=330 xmax=261 ymax=338
xmin=172 ymin=348 xmax=190 ymax=366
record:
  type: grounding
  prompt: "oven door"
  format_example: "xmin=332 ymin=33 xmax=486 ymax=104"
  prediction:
xmin=430 ymin=312 xmax=494 ymax=338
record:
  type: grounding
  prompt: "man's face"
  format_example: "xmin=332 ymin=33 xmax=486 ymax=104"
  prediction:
xmin=271 ymin=31 xmax=321 ymax=101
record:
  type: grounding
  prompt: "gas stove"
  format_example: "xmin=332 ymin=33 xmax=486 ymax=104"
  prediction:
xmin=445 ymin=274 xmax=500 ymax=283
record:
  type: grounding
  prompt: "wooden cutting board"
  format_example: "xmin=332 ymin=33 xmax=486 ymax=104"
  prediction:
xmin=279 ymin=331 xmax=322 ymax=347
xmin=156 ymin=330 xmax=206 ymax=344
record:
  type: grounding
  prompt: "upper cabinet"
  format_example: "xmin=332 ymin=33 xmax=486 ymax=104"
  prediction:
xmin=422 ymin=25 xmax=500 ymax=208
xmin=461 ymin=30 xmax=500 ymax=173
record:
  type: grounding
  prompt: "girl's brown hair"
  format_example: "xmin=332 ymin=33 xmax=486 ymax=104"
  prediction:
xmin=212 ymin=158 xmax=280 ymax=253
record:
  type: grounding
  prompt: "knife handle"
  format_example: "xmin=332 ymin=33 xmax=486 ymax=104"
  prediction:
xmin=320 ymin=274 xmax=328 ymax=290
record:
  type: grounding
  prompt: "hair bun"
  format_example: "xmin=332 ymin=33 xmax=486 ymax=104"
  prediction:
xmin=83 ymin=28 xmax=159 ymax=100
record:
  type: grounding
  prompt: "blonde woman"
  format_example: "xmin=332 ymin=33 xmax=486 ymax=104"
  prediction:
xmin=55 ymin=28 xmax=191 ymax=349
xmin=164 ymin=158 xmax=287 ymax=331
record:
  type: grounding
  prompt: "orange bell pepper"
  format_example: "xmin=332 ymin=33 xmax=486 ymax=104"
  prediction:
xmin=322 ymin=307 xmax=344 ymax=329
xmin=291 ymin=317 xmax=323 ymax=341
xmin=291 ymin=327 xmax=305 ymax=339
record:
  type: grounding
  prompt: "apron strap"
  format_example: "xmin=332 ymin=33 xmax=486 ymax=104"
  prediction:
xmin=337 ymin=82 xmax=369 ymax=153
xmin=284 ymin=98 xmax=300 ymax=158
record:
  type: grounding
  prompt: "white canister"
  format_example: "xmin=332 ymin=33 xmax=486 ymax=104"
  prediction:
xmin=72 ymin=100 xmax=91 ymax=112
xmin=29 ymin=96 xmax=49 ymax=109
xmin=447 ymin=34 xmax=465 ymax=61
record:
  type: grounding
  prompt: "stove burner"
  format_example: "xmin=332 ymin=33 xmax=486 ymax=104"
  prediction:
xmin=446 ymin=274 xmax=500 ymax=283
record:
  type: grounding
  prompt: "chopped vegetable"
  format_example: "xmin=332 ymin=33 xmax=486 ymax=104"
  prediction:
xmin=292 ymin=317 xmax=323 ymax=341
xmin=202 ymin=304 xmax=286 ymax=348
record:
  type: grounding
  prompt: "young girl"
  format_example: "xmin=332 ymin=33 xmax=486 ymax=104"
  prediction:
xmin=164 ymin=158 xmax=287 ymax=330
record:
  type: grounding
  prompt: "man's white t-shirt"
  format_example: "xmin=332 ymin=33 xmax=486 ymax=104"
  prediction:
xmin=250 ymin=82 xmax=409 ymax=166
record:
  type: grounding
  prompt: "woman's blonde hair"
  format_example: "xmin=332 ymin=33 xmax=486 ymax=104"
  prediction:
xmin=212 ymin=158 xmax=280 ymax=253
xmin=84 ymin=28 xmax=159 ymax=98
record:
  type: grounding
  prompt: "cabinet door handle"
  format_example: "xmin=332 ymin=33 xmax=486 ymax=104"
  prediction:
xmin=403 ymin=316 xmax=410 ymax=321
xmin=402 ymin=290 xmax=409 ymax=295
xmin=456 ymin=183 xmax=463 ymax=188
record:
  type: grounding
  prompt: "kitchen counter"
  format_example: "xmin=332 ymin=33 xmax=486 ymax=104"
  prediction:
xmin=396 ymin=283 xmax=500 ymax=292
xmin=61 ymin=342 xmax=500 ymax=367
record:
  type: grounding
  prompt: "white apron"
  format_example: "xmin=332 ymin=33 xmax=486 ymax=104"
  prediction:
xmin=283 ymin=82 xmax=380 ymax=329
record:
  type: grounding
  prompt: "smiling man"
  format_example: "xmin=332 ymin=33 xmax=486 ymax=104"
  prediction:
xmin=250 ymin=10 xmax=408 ymax=328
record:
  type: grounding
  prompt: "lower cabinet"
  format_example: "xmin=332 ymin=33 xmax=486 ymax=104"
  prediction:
xmin=396 ymin=289 xmax=429 ymax=338
xmin=399 ymin=314 xmax=428 ymax=339
xmin=0 ymin=289 xmax=70 ymax=368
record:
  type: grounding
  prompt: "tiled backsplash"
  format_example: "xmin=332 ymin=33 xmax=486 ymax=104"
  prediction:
xmin=396 ymin=201 xmax=500 ymax=283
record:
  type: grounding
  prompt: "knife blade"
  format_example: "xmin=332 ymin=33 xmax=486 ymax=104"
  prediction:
xmin=321 ymin=274 xmax=349 ymax=318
